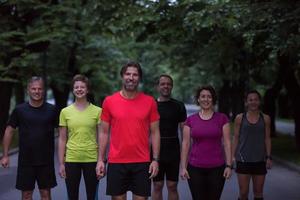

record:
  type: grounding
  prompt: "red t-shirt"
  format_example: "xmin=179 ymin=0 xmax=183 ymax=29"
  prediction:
xmin=101 ymin=91 xmax=160 ymax=163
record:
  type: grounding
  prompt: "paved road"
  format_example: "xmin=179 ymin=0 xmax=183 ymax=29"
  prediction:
xmin=1 ymin=149 xmax=300 ymax=199
xmin=1 ymin=105 xmax=299 ymax=199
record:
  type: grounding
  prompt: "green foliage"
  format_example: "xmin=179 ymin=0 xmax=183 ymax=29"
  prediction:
xmin=272 ymin=134 xmax=300 ymax=165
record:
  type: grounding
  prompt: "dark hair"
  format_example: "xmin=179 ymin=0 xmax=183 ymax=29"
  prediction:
xmin=194 ymin=85 xmax=217 ymax=105
xmin=245 ymin=89 xmax=261 ymax=100
xmin=120 ymin=61 xmax=143 ymax=80
xmin=27 ymin=76 xmax=44 ymax=88
xmin=72 ymin=74 xmax=90 ymax=90
xmin=157 ymin=74 xmax=173 ymax=85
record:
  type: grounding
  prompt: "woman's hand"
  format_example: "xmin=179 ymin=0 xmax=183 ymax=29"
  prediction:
xmin=223 ymin=166 xmax=232 ymax=179
xmin=180 ymin=167 xmax=190 ymax=180
xmin=96 ymin=160 xmax=106 ymax=180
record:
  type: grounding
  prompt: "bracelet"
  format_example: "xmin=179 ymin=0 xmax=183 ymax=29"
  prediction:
xmin=225 ymin=164 xmax=233 ymax=169
xmin=265 ymin=155 xmax=273 ymax=160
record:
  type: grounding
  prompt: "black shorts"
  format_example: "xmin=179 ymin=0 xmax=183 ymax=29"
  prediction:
xmin=153 ymin=159 xmax=180 ymax=182
xmin=16 ymin=164 xmax=57 ymax=191
xmin=235 ymin=161 xmax=267 ymax=175
xmin=106 ymin=162 xmax=151 ymax=197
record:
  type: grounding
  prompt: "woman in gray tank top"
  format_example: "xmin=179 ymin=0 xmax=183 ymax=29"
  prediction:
xmin=232 ymin=90 xmax=272 ymax=200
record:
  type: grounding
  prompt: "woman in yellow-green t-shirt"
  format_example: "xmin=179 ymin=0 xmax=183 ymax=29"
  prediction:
xmin=58 ymin=74 xmax=102 ymax=200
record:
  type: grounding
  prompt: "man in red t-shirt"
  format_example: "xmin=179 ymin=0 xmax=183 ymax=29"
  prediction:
xmin=96 ymin=61 xmax=160 ymax=200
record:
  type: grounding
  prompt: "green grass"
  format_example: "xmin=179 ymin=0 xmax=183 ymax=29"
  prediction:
xmin=272 ymin=133 xmax=300 ymax=165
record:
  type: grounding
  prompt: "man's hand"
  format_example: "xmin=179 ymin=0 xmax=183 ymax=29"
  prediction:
xmin=59 ymin=163 xmax=66 ymax=178
xmin=149 ymin=160 xmax=159 ymax=179
xmin=1 ymin=156 xmax=9 ymax=168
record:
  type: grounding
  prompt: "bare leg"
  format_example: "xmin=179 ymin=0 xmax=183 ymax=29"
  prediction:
xmin=152 ymin=181 xmax=164 ymax=200
xmin=166 ymin=180 xmax=179 ymax=200
xmin=252 ymin=175 xmax=266 ymax=199
xmin=112 ymin=194 xmax=127 ymax=200
xmin=22 ymin=190 xmax=33 ymax=200
xmin=133 ymin=194 xmax=148 ymax=200
xmin=237 ymin=174 xmax=251 ymax=200
xmin=39 ymin=188 xmax=51 ymax=200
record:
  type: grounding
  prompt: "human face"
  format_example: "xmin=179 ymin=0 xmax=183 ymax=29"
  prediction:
xmin=158 ymin=76 xmax=173 ymax=98
xmin=122 ymin=66 xmax=140 ymax=91
xmin=73 ymin=81 xmax=88 ymax=99
xmin=27 ymin=80 xmax=44 ymax=102
xmin=198 ymin=89 xmax=213 ymax=110
xmin=246 ymin=93 xmax=260 ymax=111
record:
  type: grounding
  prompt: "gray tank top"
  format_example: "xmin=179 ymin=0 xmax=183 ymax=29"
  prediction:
xmin=236 ymin=113 xmax=266 ymax=162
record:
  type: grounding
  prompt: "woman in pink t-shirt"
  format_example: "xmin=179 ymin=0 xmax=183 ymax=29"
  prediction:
xmin=180 ymin=85 xmax=232 ymax=200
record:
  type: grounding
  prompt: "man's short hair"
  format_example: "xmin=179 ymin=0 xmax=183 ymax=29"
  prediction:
xmin=120 ymin=61 xmax=143 ymax=80
xmin=27 ymin=76 xmax=44 ymax=88
xmin=157 ymin=74 xmax=173 ymax=85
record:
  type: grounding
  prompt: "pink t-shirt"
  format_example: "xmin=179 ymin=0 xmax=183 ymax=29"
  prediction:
xmin=185 ymin=112 xmax=229 ymax=168
xmin=101 ymin=92 xmax=160 ymax=163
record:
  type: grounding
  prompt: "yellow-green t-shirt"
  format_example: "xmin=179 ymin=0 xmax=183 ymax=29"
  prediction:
xmin=59 ymin=103 xmax=101 ymax=162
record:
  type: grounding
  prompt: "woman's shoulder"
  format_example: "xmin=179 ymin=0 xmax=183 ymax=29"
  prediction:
xmin=61 ymin=104 xmax=74 ymax=112
xmin=214 ymin=112 xmax=229 ymax=119
xmin=89 ymin=103 xmax=101 ymax=110
xmin=261 ymin=112 xmax=271 ymax=123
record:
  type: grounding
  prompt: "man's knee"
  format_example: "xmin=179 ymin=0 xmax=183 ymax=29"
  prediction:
xmin=166 ymin=181 xmax=178 ymax=192
xmin=153 ymin=181 xmax=164 ymax=191
xmin=22 ymin=190 xmax=33 ymax=200
xmin=39 ymin=189 xmax=51 ymax=200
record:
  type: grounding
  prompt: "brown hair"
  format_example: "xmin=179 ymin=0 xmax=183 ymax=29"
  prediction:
xmin=72 ymin=74 xmax=90 ymax=90
xmin=120 ymin=61 xmax=143 ymax=80
xmin=194 ymin=85 xmax=217 ymax=105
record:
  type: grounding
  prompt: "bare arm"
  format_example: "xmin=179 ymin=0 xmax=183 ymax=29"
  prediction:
xmin=96 ymin=121 xmax=110 ymax=178
xmin=98 ymin=121 xmax=110 ymax=162
xmin=222 ymin=123 xmax=232 ymax=179
xmin=58 ymin=126 xmax=67 ymax=178
xmin=180 ymin=125 xmax=191 ymax=179
xmin=232 ymin=114 xmax=242 ymax=163
xmin=1 ymin=126 xmax=15 ymax=168
xmin=264 ymin=114 xmax=272 ymax=169
xmin=223 ymin=123 xmax=232 ymax=165
xmin=149 ymin=121 xmax=160 ymax=179
xmin=178 ymin=122 xmax=184 ymax=142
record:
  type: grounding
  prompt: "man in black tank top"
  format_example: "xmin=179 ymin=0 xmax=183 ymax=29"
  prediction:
xmin=152 ymin=74 xmax=187 ymax=200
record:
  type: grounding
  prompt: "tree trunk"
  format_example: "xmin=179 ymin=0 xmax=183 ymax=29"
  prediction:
xmin=14 ymin=82 xmax=25 ymax=105
xmin=278 ymin=50 xmax=300 ymax=151
xmin=231 ymin=81 xmax=246 ymax=119
xmin=263 ymin=88 xmax=278 ymax=137
xmin=0 ymin=82 xmax=13 ymax=140
xmin=51 ymin=85 xmax=70 ymax=112
xmin=218 ymin=81 xmax=232 ymax=119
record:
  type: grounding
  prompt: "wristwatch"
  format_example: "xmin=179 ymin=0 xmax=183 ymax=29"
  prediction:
xmin=152 ymin=157 xmax=160 ymax=162
xmin=265 ymin=155 xmax=273 ymax=160
xmin=225 ymin=164 xmax=233 ymax=169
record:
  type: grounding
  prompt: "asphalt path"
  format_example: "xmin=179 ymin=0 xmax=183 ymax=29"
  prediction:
xmin=0 ymin=105 xmax=299 ymax=199
xmin=1 ymin=150 xmax=300 ymax=199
